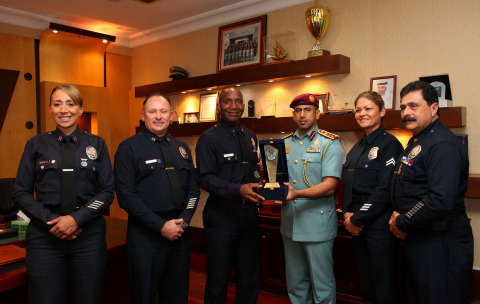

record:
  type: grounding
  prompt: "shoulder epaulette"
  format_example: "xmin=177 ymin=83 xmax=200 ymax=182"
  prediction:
xmin=282 ymin=132 xmax=294 ymax=139
xmin=318 ymin=129 xmax=339 ymax=140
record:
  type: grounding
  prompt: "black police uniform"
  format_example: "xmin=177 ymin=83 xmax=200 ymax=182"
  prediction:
xmin=196 ymin=119 xmax=261 ymax=304
xmin=392 ymin=119 xmax=473 ymax=304
xmin=114 ymin=128 xmax=200 ymax=304
xmin=13 ymin=126 xmax=115 ymax=304
xmin=343 ymin=126 xmax=403 ymax=304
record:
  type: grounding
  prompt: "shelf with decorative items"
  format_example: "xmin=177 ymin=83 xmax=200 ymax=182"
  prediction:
xmin=134 ymin=54 xmax=350 ymax=97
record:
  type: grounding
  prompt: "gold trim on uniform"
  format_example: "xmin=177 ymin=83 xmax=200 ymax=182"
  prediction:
xmin=408 ymin=145 xmax=422 ymax=159
xmin=282 ymin=133 xmax=294 ymax=139
xmin=317 ymin=129 xmax=339 ymax=140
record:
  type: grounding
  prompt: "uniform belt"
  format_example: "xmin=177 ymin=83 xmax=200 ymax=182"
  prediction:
xmin=155 ymin=210 xmax=181 ymax=220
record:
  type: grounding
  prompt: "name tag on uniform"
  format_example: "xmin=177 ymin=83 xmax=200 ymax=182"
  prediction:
xmin=224 ymin=153 xmax=234 ymax=158
xmin=145 ymin=159 xmax=157 ymax=164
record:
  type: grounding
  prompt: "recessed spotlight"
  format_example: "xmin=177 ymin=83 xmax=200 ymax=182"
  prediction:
xmin=268 ymin=80 xmax=274 ymax=83
xmin=305 ymin=75 xmax=312 ymax=78
xmin=207 ymin=88 xmax=212 ymax=91
xmin=52 ymin=30 xmax=58 ymax=33
xmin=102 ymin=39 xmax=108 ymax=43
xmin=236 ymin=84 xmax=241 ymax=87
xmin=79 ymin=35 xmax=84 ymax=38
xmin=181 ymin=92 xmax=186 ymax=94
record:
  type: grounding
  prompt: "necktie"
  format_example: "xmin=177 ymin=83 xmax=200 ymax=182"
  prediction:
xmin=159 ymin=137 xmax=183 ymax=208
xmin=61 ymin=136 xmax=77 ymax=215
xmin=238 ymin=130 xmax=253 ymax=183
xmin=342 ymin=137 xmax=366 ymax=211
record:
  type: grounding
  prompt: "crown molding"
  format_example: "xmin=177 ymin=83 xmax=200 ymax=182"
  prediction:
xmin=0 ymin=0 xmax=311 ymax=48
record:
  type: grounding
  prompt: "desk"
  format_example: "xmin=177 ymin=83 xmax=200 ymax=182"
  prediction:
xmin=0 ymin=216 xmax=129 ymax=303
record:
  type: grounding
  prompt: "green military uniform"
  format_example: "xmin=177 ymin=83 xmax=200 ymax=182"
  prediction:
xmin=282 ymin=125 xmax=343 ymax=304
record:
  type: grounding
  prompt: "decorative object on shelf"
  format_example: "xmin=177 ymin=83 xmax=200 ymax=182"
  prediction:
xmin=314 ymin=93 xmax=329 ymax=114
xmin=419 ymin=74 xmax=452 ymax=108
xmin=183 ymin=112 xmax=199 ymax=123
xmin=248 ymin=99 xmax=255 ymax=118
xmin=305 ymin=0 xmax=331 ymax=57
xmin=217 ymin=15 xmax=267 ymax=72
xmin=258 ymin=139 xmax=289 ymax=200
xmin=265 ymin=31 xmax=296 ymax=64
xmin=199 ymin=92 xmax=218 ymax=122
xmin=370 ymin=75 xmax=397 ymax=110
xmin=169 ymin=66 xmax=189 ymax=80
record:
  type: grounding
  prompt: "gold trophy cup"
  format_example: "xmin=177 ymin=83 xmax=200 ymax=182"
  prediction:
xmin=305 ymin=0 xmax=330 ymax=57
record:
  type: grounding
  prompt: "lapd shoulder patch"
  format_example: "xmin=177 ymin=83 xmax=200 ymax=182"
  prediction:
xmin=318 ymin=129 xmax=339 ymax=140
xmin=179 ymin=146 xmax=188 ymax=159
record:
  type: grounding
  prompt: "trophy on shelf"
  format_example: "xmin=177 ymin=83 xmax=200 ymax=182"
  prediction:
xmin=258 ymin=139 xmax=289 ymax=200
xmin=305 ymin=0 xmax=330 ymax=57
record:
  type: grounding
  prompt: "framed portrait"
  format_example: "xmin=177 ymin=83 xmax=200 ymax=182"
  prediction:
xmin=370 ymin=75 xmax=397 ymax=110
xmin=217 ymin=15 xmax=267 ymax=72
xmin=314 ymin=93 xmax=329 ymax=114
xmin=199 ymin=92 xmax=218 ymax=122
xmin=183 ymin=112 xmax=199 ymax=123
xmin=419 ymin=74 xmax=452 ymax=100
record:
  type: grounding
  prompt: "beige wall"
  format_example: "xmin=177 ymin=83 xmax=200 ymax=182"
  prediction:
xmin=130 ymin=0 xmax=480 ymax=266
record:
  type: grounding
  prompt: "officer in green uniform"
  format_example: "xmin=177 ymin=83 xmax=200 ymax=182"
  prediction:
xmin=282 ymin=93 xmax=343 ymax=304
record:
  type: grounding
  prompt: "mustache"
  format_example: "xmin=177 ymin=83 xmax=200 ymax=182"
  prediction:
xmin=403 ymin=116 xmax=417 ymax=123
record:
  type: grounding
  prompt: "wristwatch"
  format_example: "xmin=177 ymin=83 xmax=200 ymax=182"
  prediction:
xmin=181 ymin=220 xmax=189 ymax=229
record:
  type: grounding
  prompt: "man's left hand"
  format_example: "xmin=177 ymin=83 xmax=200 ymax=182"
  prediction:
xmin=240 ymin=181 xmax=266 ymax=204
xmin=343 ymin=212 xmax=363 ymax=236
xmin=389 ymin=211 xmax=407 ymax=240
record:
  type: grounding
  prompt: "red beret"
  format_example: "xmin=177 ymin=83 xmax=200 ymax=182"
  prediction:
xmin=289 ymin=93 xmax=319 ymax=108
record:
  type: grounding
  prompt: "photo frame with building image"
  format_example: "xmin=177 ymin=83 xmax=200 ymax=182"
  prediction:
xmin=419 ymin=74 xmax=452 ymax=100
xmin=370 ymin=75 xmax=397 ymax=110
xmin=217 ymin=15 xmax=267 ymax=72
xmin=314 ymin=93 xmax=329 ymax=114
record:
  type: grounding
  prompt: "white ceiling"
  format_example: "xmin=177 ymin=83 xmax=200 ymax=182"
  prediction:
xmin=0 ymin=0 xmax=310 ymax=47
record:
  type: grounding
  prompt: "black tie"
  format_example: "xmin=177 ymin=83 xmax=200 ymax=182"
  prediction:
xmin=342 ymin=137 xmax=366 ymax=211
xmin=61 ymin=136 xmax=77 ymax=215
xmin=238 ymin=130 xmax=253 ymax=183
xmin=159 ymin=137 xmax=183 ymax=208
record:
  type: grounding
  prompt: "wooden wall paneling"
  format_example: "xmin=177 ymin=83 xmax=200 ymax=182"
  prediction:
xmin=0 ymin=33 xmax=37 ymax=178
xmin=39 ymin=30 xmax=109 ymax=87
xmin=106 ymin=53 xmax=131 ymax=220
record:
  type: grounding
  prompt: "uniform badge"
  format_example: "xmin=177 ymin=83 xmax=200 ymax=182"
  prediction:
xmin=86 ymin=146 xmax=97 ymax=160
xmin=179 ymin=146 xmax=188 ymax=159
xmin=408 ymin=145 xmax=421 ymax=159
xmin=80 ymin=158 xmax=88 ymax=167
xmin=313 ymin=139 xmax=319 ymax=146
xmin=306 ymin=146 xmax=321 ymax=153
xmin=368 ymin=147 xmax=379 ymax=160
xmin=286 ymin=145 xmax=290 ymax=154
xmin=309 ymin=95 xmax=315 ymax=102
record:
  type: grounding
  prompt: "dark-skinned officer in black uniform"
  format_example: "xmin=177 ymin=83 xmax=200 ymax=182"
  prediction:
xmin=390 ymin=81 xmax=473 ymax=304
xmin=13 ymin=84 xmax=115 ymax=304
xmin=342 ymin=91 xmax=403 ymax=304
xmin=114 ymin=93 xmax=200 ymax=304
xmin=196 ymin=87 xmax=265 ymax=304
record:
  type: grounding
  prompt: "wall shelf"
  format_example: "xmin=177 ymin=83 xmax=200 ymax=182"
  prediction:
xmin=134 ymin=54 xmax=350 ymax=97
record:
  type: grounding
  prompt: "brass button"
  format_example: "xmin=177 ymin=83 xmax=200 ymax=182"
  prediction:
xmin=300 ymin=142 xmax=303 ymax=146
xmin=309 ymin=159 xmax=312 ymax=162
xmin=293 ymin=180 xmax=296 ymax=184
xmin=294 ymin=200 xmax=297 ymax=204
xmin=321 ymin=210 xmax=324 ymax=214
xmin=294 ymin=160 xmax=298 ymax=164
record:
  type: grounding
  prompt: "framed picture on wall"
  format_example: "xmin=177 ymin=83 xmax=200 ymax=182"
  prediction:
xmin=314 ymin=93 xmax=329 ymax=114
xmin=370 ymin=75 xmax=397 ymax=110
xmin=419 ymin=74 xmax=452 ymax=100
xmin=199 ymin=92 xmax=218 ymax=122
xmin=183 ymin=112 xmax=199 ymax=123
xmin=217 ymin=15 xmax=267 ymax=72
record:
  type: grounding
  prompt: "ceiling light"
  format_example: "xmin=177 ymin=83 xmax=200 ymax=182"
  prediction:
xmin=49 ymin=22 xmax=116 ymax=43
xmin=305 ymin=75 xmax=312 ymax=78
xmin=52 ymin=30 xmax=58 ymax=33
xmin=268 ymin=80 xmax=274 ymax=83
